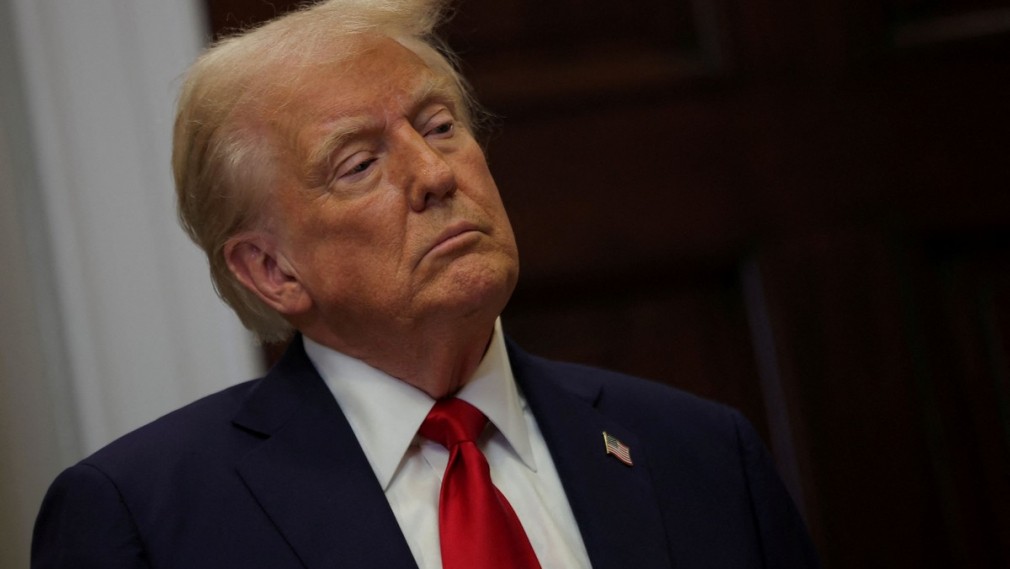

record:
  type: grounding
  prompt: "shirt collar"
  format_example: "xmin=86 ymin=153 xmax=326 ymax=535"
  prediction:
xmin=303 ymin=318 xmax=536 ymax=490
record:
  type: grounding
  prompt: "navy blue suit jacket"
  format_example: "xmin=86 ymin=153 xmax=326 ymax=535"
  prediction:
xmin=33 ymin=337 xmax=819 ymax=568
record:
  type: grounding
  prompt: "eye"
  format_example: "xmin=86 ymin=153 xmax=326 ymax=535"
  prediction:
xmin=421 ymin=107 xmax=457 ymax=139
xmin=426 ymin=121 xmax=454 ymax=137
xmin=336 ymin=154 xmax=377 ymax=180
xmin=347 ymin=158 xmax=375 ymax=175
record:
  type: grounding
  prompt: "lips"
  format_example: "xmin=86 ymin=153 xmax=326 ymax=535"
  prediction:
xmin=420 ymin=221 xmax=481 ymax=263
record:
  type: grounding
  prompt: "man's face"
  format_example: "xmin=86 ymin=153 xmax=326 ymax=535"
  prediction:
xmin=258 ymin=37 xmax=519 ymax=348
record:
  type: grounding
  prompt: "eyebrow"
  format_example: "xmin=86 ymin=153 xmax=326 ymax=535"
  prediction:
xmin=301 ymin=74 xmax=460 ymax=186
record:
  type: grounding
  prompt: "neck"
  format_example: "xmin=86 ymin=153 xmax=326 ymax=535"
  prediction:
xmin=302 ymin=314 xmax=497 ymax=399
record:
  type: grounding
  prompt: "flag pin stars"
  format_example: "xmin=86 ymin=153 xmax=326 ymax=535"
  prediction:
xmin=602 ymin=431 xmax=633 ymax=466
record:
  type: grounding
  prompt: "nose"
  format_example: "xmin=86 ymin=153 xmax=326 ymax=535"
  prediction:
xmin=394 ymin=129 xmax=457 ymax=212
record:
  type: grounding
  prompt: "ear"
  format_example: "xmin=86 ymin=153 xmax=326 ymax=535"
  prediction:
xmin=224 ymin=232 xmax=312 ymax=317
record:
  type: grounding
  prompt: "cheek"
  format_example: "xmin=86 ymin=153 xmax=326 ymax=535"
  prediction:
xmin=295 ymin=192 xmax=403 ymax=246
xmin=305 ymin=203 xmax=410 ymax=281
xmin=473 ymin=173 xmax=514 ymax=241
xmin=298 ymin=239 xmax=401 ymax=310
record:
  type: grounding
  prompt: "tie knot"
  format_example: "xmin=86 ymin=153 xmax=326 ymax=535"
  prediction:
xmin=419 ymin=398 xmax=487 ymax=448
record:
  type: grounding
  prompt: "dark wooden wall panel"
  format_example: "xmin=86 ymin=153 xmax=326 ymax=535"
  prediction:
xmin=504 ymin=270 xmax=769 ymax=434
xmin=490 ymin=99 xmax=751 ymax=280
xmin=756 ymin=232 xmax=953 ymax=566
xmin=902 ymin=236 xmax=1010 ymax=565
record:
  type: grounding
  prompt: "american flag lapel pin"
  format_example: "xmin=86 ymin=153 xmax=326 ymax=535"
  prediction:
xmin=602 ymin=431 xmax=633 ymax=466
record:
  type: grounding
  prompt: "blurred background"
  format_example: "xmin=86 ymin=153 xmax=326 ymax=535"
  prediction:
xmin=2 ymin=0 xmax=1008 ymax=567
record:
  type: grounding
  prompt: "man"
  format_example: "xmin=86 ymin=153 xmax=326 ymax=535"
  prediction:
xmin=32 ymin=0 xmax=819 ymax=567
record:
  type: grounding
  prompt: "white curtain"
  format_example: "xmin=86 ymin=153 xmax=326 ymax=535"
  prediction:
xmin=0 ymin=1 xmax=262 ymax=566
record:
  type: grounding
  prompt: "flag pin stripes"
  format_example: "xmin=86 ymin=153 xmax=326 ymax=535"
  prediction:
xmin=602 ymin=432 xmax=633 ymax=466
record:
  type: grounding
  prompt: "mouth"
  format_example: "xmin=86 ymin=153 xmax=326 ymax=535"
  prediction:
xmin=420 ymin=221 xmax=482 ymax=264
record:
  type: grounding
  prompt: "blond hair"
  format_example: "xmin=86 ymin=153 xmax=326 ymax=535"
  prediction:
xmin=173 ymin=0 xmax=483 ymax=343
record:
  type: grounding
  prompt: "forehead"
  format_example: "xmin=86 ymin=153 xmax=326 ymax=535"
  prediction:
xmin=278 ymin=37 xmax=453 ymax=124
xmin=257 ymin=37 xmax=460 ymax=173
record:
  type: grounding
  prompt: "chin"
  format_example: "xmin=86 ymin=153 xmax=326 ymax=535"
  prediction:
xmin=428 ymin=256 xmax=518 ymax=319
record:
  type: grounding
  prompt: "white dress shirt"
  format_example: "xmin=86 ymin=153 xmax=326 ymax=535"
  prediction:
xmin=303 ymin=319 xmax=592 ymax=569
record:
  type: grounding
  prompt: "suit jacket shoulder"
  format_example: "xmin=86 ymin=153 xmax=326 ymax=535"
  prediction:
xmin=33 ymin=337 xmax=417 ymax=569
xmin=507 ymin=341 xmax=820 ymax=569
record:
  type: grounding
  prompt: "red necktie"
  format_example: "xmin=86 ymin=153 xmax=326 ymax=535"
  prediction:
xmin=419 ymin=398 xmax=542 ymax=569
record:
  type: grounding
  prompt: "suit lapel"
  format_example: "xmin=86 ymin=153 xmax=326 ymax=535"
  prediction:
xmin=508 ymin=341 xmax=672 ymax=569
xmin=232 ymin=337 xmax=417 ymax=569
